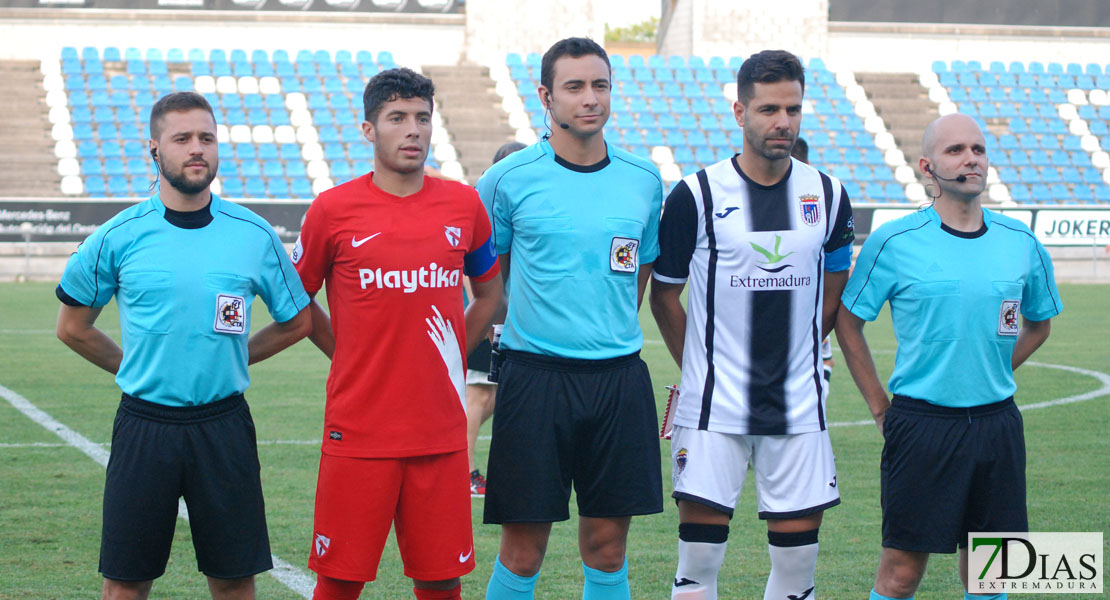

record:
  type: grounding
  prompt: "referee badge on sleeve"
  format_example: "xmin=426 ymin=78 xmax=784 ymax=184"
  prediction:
xmin=214 ymin=294 xmax=246 ymax=334
xmin=610 ymin=237 xmax=639 ymax=273
xmin=998 ymin=300 xmax=1020 ymax=336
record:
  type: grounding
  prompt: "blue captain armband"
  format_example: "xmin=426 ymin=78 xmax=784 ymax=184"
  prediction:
xmin=825 ymin=244 xmax=852 ymax=272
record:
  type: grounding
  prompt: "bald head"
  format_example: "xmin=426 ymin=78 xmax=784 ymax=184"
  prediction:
xmin=921 ymin=113 xmax=983 ymax=161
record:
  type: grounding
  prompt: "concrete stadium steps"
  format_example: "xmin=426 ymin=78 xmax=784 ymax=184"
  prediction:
xmin=0 ymin=61 xmax=62 ymax=197
xmin=856 ymin=72 xmax=938 ymax=181
xmin=422 ymin=64 xmax=516 ymax=182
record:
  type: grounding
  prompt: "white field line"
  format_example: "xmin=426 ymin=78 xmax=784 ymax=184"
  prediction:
xmin=0 ymin=383 xmax=315 ymax=599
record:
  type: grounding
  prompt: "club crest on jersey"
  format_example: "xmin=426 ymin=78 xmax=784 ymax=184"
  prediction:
xmin=610 ymin=237 xmax=639 ymax=273
xmin=213 ymin=294 xmax=246 ymax=334
xmin=314 ymin=533 xmax=331 ymax=557
xmin=998 ymin=300 xmax=1020 ymax=336
xmin=799 ymin=194 xmax=821 ymax=227
xmin=444 ymin=225 xmax=461 ymax=247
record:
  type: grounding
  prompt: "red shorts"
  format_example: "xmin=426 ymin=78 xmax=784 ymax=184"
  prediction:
xmin=308 ymin=450 xmax=475 ymax=582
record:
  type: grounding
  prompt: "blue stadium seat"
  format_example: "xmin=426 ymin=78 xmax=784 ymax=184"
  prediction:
xmin=291 ymin=178 xmax=313 ymax=198
xmin=240 ymin=160 xmax=262 ymax=177
xmin=103 ymin=47 xmax=122 ymax=62
xmin=243 ymin=177 xmax=265 ymax=197
xmin=263 ymin=161 xmax=284 ymax=178
xmin=81 ymin=158 xmax=103 ymax=175
xmin=1041 ymin=168 xmax=1061 ymax=183
xmin=286 ymin=162 xmax=307 ymax=178
xmin=1010 ymin=184 xmax=1030 ymax=202
xmin=1096 ymin=186 xmax=1110 ymax=203
xmin=107 ymin=176 xmax=129 ymax=196
xmin=686 ymin=132 xmax=708 ymax=147
xmin=129 ymin=176 xmax=150 ymax=194
xmin=123 ymin=141 xmax=145 ymax=158
xmin=85 ymin=176 xmax=107 ymax=195
xmin=658 ymin=114 xmax=678 ymax=130
xmin=884 ymin=183 xmax=904 ymax=201
xmin=330 ymin=161 xmax=352 ymax=180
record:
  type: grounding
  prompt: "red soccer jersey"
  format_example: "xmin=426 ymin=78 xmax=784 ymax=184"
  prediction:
xmin=294 ymin=174 xmax=499 ymax=458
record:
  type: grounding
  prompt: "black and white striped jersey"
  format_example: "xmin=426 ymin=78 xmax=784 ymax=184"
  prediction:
xmin=653 ymin=156 xmax=854 ymax=435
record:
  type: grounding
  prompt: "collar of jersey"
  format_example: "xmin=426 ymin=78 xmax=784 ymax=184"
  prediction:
xmin=731 ymin=154 xmax=792 ymax=190
xmin=927 ymin=205 xmax=991 ymax=239
xmin=152 ymin=192 xmax=218 ymax=230
xmin=544 ymin=140 xmax=611 ymax=173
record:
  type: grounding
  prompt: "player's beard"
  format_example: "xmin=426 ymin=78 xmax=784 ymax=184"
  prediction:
xmin=754 ymin=128 xmax=795 ymax=162
xmin=158 ymin=156 xmax=217 ymax=195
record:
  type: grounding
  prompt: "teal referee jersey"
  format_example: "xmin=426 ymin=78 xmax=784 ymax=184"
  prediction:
xmin=477 ymin=140 xmax=663 ymax=359
xmin=58 ymin=194 xmax=309 ymax=407
xmin=842 ymin=206 xmax=1061 ymax=407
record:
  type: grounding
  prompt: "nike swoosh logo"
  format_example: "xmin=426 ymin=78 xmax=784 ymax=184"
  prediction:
xmin=788 ymin=586 xmax=815 ymax=600
xmin=674 ymin=577 xmax=698 ymax=587
xmin=458 ymin=548 xmax=473 ymax=563
xmin=351 ymin=232 xmax=381 ymax=247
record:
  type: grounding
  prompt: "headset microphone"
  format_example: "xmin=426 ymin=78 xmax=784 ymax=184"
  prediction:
xmin=545 ymin=92 xmax=570 ymax=130
xmin=926 ymin=164 xmax=967 ymax=183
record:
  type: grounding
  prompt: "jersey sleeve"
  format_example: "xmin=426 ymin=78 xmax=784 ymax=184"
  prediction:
xmin=652 ymin=179 xmax=698 ymax=284
xmin=476 ymin=170 xmax=512 ymax=256
xmin=292 ymin=196 xmax=334 ymax=295
xmin=465 ymin=193 xmax=500 ymax=282
xmin=57 ymin=222 xmax=119 ymax=308
xmin=255 ymin=221 xmax=310 ymax=323
xmin=1021 ymin=236 xmax=1062 ymax=321
xmin=841 ymin=228 xmax=896 ymax=322
xmin=639 ymin=172 xmax=664 ymax=265
xmin=823 ymin=184 xmax=855 ymax=272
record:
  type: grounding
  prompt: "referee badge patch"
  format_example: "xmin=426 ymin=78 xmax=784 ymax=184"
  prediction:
xmin=998 ymin=300 xmax=1020 ymax=336
xmin=799 ymin=194 xmax=821 ymax=227
xmin=214 ymin=294 xmax=246 ymax=334
xmin=610 ymin=237 xmax=639 ymax=273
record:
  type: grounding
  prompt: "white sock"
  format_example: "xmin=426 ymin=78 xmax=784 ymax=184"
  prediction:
xmin=764 ymin=529 xmax=819 ymax=600
xmin=672 ymin=523 xmax=729 ymax=599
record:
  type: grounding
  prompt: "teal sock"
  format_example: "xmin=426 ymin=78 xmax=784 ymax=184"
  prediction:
xmin=870 ymin=588 xmax=912 ymax=600
xmin=965 ymin=593 xmax=1005 ymax=600
xmin=582 ymin=559 xmax=629 ymax=600
xmin=486 ymin=555 xmax=539 ymax=600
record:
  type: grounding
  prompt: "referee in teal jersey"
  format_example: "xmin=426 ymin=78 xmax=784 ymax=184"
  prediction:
xmin=56 ymin=92 xmax=311 ymax=600
xmin=837 ymin=113 xmax=1062 ymax=600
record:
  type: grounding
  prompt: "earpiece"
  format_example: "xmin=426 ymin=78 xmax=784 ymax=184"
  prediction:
xmin=150 ymin=149 xmax=157 ymax=160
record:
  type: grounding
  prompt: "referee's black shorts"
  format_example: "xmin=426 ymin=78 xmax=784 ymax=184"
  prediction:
xmin=881 ymin=394 xmax=1026 ymax=554
xmin=483 ymin=350 xmax=663 ymax=524
xmin=100 ymin=393 xmax=272 ymax=581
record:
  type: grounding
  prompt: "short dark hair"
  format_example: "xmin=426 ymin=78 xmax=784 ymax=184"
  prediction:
xmin=149 ymin=91 xmax=215 ymax=139
xmin=540 ymin=37 xmax=610 ymax=91
xmin=362 ymin=67 xmax=435 ymax=124
xmin=791 ymin=137 xmax=809 ymax=164
xmin=492 ymin=141 xmax=526 ymax=164
xmin=736 ymin=50 xmax=805 ymax=105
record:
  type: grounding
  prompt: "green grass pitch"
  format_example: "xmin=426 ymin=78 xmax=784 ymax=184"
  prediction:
xmin=0 ymin=282 xmax=1106 ymax=599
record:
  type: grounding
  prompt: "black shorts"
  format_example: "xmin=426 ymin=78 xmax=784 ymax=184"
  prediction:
xmin=100 ymin=393 xmax=272 ymax=581
xmin=881 ymin=395 xmax=1027 ymax=554
xmin=483 ymin=350 xmax=663 ymax=524
xmin=467 ymin=338 xmax=493 ymax=373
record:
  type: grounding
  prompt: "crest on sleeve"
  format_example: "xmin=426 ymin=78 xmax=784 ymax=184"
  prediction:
xmin=214 ymin=294 xmax=246 ymax=334
xmin=799 ymin=194 xmax=821 ymax=227
xmin=998 ymin=300 xmax=1020 ymax=336
xmin=291 ymin=236 xmax=303 ymax=264
xmin=610 ymin=237 xmax=639 ymax=273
